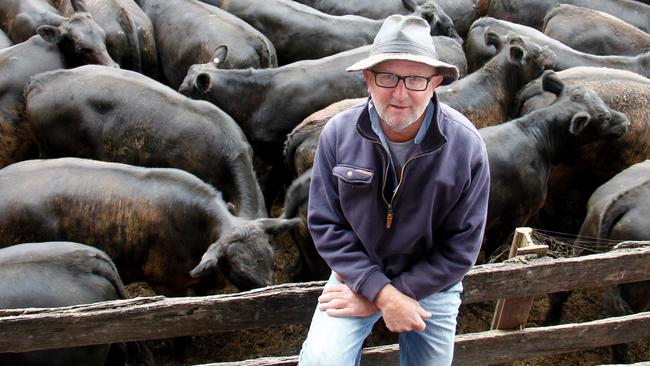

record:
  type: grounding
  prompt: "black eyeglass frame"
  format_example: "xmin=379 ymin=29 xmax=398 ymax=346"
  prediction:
xmin=369 ymin=70 xmax=439 ymax=91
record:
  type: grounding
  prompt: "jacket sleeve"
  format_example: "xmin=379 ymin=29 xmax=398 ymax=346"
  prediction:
xmin=391 ymin=141 xmax=490 ymax=300
xmin=307 ymin=121 xmax=391 ymax=303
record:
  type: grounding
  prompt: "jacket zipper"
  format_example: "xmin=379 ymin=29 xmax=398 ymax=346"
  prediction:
xmin=371 ymin=140 xmax=435 ymax=229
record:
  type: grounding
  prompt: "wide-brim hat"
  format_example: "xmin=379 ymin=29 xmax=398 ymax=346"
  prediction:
xmin=346 ymin=15 xmax=459 ymax=86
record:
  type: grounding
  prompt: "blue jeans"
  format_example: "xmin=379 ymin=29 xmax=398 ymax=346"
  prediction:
xmin=299 ymin=272 xmax=463 ymax=366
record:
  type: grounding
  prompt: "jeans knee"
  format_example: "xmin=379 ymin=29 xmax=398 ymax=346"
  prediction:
xmin=299 ymin=341 xmax=359 ymax=366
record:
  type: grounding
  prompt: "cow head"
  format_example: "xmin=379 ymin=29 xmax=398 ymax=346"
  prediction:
xmin=540 ymin=70 xmax=629 ymax=141
xmin=504 ymin=34 xmax=555 ymax=82
xmin=178 ymin=62 xmax=219 ymax=97
xmin=189 ymin=217 xmax=301 ymax=290
xmin=406 ymin=0 xmax=463 ymax=44
xmin=36 ymin=13 xmax=119 ymax=68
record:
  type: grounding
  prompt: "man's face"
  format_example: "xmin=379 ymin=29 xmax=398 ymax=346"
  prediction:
xmin=363 ymin=60 xmax=443 ymax=133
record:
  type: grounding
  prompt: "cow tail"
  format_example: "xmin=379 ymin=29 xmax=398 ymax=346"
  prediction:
xmin=118 ymin=5 xmax=143 ymax=72
xmin=259 ymin=36 xmax=278 ymax=68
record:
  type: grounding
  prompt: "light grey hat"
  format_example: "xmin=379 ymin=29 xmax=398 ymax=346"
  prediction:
xmin=346 ymin=15 xmax=459 ymax=85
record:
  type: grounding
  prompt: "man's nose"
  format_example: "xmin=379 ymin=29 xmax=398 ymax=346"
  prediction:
xmin=392 ymin=79 xmax=409 ymax=98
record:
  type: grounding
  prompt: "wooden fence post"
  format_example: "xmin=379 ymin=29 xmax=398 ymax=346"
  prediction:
xmin=489 ymin=227 xmax=549 ymax=366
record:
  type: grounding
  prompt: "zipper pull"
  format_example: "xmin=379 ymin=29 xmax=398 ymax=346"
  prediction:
xmin=386 ymin=207 xmax=393 ymax=229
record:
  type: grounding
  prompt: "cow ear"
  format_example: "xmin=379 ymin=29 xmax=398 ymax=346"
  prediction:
xmin=484 ymin=30 xmax=501 ymax=49
xmin=196 ymin=73 xmax=211 ymax=93
xmin=36 ymin=25 xmax=62 ymax=44
xmin=257 ymin=217 xmax=302 ymax=236
xmin=70 ymin=0 xmax=88 ymax=13
xmin=509 ymin=45 xmax=525 ymax=64
xmin=569 ymin=112 xmax=591 ymax=135
xmin=189 ymin=241 xmax=226 ymax=278
xmin=226 ymin=202 xmax=237 ymax=215
xmin=402 ymin=0 xmax=417 ymax=12
xmin=212 ymin=45 xmax=228 ymax=66
xmin=541 ymin=70 xmax=564 ymax=96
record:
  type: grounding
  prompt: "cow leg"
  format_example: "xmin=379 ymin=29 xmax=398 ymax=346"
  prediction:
xmin=602 ymin=285 xmax=634 ymax=363
xmin=544 ymin=291 xmax=572 ymax=325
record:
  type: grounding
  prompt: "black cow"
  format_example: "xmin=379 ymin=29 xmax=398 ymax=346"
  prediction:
xmin=200 ymin=0 xmax=462 ymax=65
xmin=479 ymin=70 xmax=629 ymax=259
xmin=0 ymin=18 xmax=117 ymax=168
xmin=25 ymin=65 xmax=266 ymax=219
xmin=0 ymin=158 xmax=300 ymax=296
xmin=466 ymin=17 xmax=650 ymax=78
xmin=437 ymin=31 xmax=554 ymax=128
xmin=73 ymin=0 xmax=160 ymax=79
xmin=542 ymin=4 xmax=650 ymax=56
xmin=179 ymin=46 xmax=368 ymax=157
xmin=545 ymin=160 xmax=650 ymax=362
xmin=0 ymin=241 xmax=153 ymax=366
xmin=291 ymin=0 xmax=485 ymax=37
xmin=135 ymin=0 xmax=277 ymax=89
xmin=486 ymin=0 xmax=650 ymax=33
xmin=514 ymin=66 xmax=650 ymax=240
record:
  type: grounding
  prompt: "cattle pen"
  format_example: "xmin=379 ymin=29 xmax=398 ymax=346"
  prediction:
xmin=0 ymin=230 xmax=649 ymax=365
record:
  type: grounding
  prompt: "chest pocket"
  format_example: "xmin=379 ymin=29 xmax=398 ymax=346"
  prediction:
xmin=332 ymin=164 xmax=374 ymax=185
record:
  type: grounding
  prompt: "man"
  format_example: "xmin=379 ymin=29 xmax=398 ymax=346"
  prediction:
xmin=299 ymin=14 xmax=490 ymax=365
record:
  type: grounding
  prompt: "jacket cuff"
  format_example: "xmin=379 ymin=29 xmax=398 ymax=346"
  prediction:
xmin=391 ymin=276 xmax=415 ymax=299
xmin=358 ymin=270 xmax=391 ymax=303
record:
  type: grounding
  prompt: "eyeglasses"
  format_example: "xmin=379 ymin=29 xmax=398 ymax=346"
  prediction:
xmin=370 ymin=70 xmax=438 ymax=91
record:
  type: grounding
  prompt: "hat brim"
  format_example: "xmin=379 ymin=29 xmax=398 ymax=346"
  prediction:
xmin=346 ymin=53 xmax=459 ymax=86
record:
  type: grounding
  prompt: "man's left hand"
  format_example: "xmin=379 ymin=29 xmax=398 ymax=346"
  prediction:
xmin=318 ymin=283 xmax=379 ymax=317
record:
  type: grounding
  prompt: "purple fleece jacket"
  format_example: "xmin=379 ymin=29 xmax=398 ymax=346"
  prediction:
xmin=307 ymin=95 xmax=490 ymax=302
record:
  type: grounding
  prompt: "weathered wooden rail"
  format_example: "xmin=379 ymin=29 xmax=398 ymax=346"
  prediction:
xmin=1 ymin=246 xmax=649 ymax=365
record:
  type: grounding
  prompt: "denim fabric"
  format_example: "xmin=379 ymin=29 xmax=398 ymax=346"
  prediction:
xmin=299 ymin=272 xmax=463 ymax=365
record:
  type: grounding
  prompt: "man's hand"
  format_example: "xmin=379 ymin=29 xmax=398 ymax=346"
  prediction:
xmin=375 ymin=284 xmax=431 ymax=332
xmin=318 ymin=282 xmax=379 ymax=317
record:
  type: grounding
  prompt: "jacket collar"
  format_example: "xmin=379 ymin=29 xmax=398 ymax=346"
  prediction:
xmin=356 ymin=93 xmax=447 ymax=152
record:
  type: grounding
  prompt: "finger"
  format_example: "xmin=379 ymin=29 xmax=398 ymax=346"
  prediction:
xmin=418 ymin=307 xmax=432 ymax=319
xmin=319 ymin=298 xmax=345 ymax=311
xmin=326 ymin=308 xmax=353 ymax=317
xmin=323 ymin=284 xmax=346 ymax=294
xmin=335 ymin=273 xmax=345 ymax=282
xmin=318 ymin=293 xmax=334 ymax=304
xmin=414 ymin=318 xmax=427 ymax=332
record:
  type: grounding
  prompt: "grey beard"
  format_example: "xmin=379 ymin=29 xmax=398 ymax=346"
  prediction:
xmin=377 ymin=106 xmax=427 ymax=131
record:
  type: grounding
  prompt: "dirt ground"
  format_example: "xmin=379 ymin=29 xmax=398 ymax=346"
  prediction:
xmin=125 ymin=229 xmax=649 ymax=366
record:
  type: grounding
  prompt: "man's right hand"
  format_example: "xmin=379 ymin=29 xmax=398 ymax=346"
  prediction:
xmin=374 ymin=284 xmax=431 ymax=332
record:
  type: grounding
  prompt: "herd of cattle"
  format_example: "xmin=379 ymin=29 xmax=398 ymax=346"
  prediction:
xmin=0 ymin=0 xmax=648 ymax=364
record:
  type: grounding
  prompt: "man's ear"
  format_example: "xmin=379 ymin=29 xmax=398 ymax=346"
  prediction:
xmin=430 ymin=75 xmax=444 ymax=89
xmin=362 ymin=69 xmax=373 ymax=84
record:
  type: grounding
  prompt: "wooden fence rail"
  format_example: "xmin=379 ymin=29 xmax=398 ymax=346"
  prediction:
xmin=1 ymin=246 xmax=649 ymax=358
xmin=202 ymin=312 xmax=650 ymax=366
